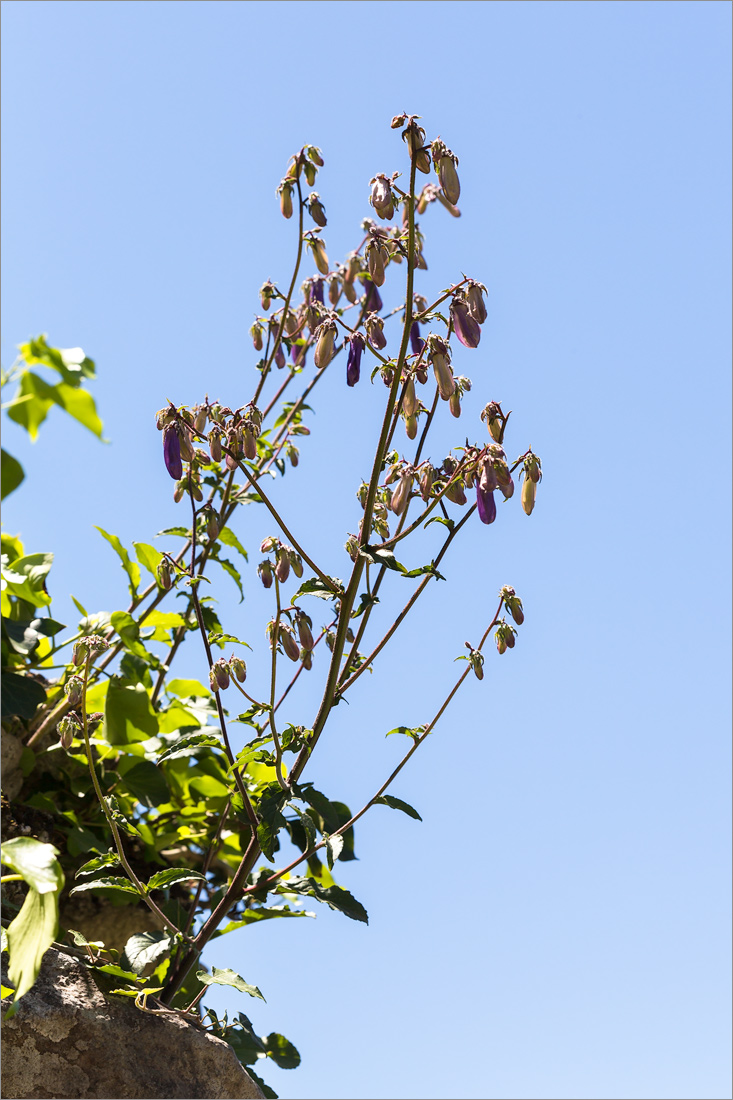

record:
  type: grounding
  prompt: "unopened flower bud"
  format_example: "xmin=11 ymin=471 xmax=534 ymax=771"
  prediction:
xmin=72 ymin=640 xmax=89 ymax=667
xmin=420 ymin=464 xmax=435 ymax=501
xmin=327 ymin=276 xmax=342 ymax=307
xmin=250 ymin=321 xmax=264 ymax=351
xmin=370 ymin=174 xmax=395 ymax=220
xmin=65 ymin=675 xmax=84 ymax=707
xmin=288 ymin=548 xmax=304 ymax=578
xmin=438 ymin=153 xmax=460 ymax=206
xmin=521 ymin=474 xmax=537 ymax=516
xmin=307 ymin=192 xmax=327 ymax=227
xmin=193 ymin=406 xmax=208 ymax=434
xmin=210 ymin=658 xmax=230 ymax=691
xmin=278 ymin=179 xmax=294 ymax=219
xmin=303 ymin=161 xmax=316 ymax=187
xmin=163 ymin=424 xmax=183 ymax=480
xmin=468 ymin=648 xmax=484 ymax=681
xmin=366 ymin=313 xmax=387 ymax=350
xmin=345 ymin=534 xmax=360 ymax=561
xmin=445 ymin=478 xmax=467 ymax=506
xmin=366 ymin=240 xmax=387 ymax=287
xmin=230 ymin=656 xmax=247 ymax=682
xmin=173 ymin=478 xmax=186 ymax=503
xmin=363 ymin=280 xmax=383 ymax=313
xmin=157 ymin=559 xmax=173 ymax=590
xmin=261 ymin=536 xmax=278 ymax=553
xmin=314 ymin=319 xmax=337 ymax=369
xmin=301 ymin=648 xmax=313 ymax=671
xmin=258 ymin=560 xmax=274 ymax=588
xmin=206 ymin=508 xmax=220 ymax=541
xmin=495 ymin=462 xmax=514 ymax=500
xmin=275 ymin=547 xmax=290 ymax=583
xmin=451 ymin=296 xmax=481 ymax=348
xmin=260 ymin=280 xmax=276 ymax=311
xmin=466 ymin=280 xmax=487 ymax=324
xmin=431 ymin=352 xmax=455 ymax=400
xmin=449 ymin=392 xmax=462 ymax=418
xmin=410 ymin=322 xmax=424 ymax=355
xmin=242 ymin=426 xmax=257 ymax=461
xmin=58 ymin=714 xmax=80 ymax=750
xmin=280 ymin=625 xmax=300 ymax=662
xmin=346 ymin=332 xmax=366 ymax=388
xmin=296 ymin=612 xmax=314 ymax=651
xmin=82 ymin=634 xmax=110 ymax=658
xmin=403 ymin=375 xmax=418 ymax=418
xmin=306 ymin=144 xmax=324 ymax=167
xmin=208 ymin=427 xmax=223 ymax=462
xmin=309 ymin=237 xmax=329 ymax=275
xmin=390 ymin=471 xmax=413 ymax=515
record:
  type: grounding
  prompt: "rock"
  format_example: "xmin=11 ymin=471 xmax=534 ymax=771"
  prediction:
xmin=1 ymin=948 xmax=265 ymax=1099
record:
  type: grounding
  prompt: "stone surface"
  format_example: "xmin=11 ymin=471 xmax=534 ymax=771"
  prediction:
xmin=1 ymin=948 xmax=265 ymax=1099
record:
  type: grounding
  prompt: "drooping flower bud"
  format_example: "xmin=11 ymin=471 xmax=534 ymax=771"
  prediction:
xmin=242 ymin=426 xmax=257 ymax=461
xmin=451 ymin=296 xmax=481 ymax=348
xmin=307 ymin=192 xmax=327 ymax=227
xmin=465 ymin=280 xmax=488 ymax=324
xmin=303 ymin=161 xmax=316 ymax=187
xmin=156 ymin=560 xmax=172 ymax=590
xmin=274 ymin=547 xmax=290 ymax=583
xmin=250 ymin=321 xmax=264 ymax=351
xmin=404 ymin=413 xmax=418 ymax=439
xmin=309 ymin=278 xmax=325 ymax=305
xmin=230 ymin=655 xmax=247 ymax=682
xmin=328 ymin=276 xmax=341 ymax=307
xmin=366 ymin=313 xmax=387 ymax=350
xmin=494 ymin=461 xmax=514 ymax=500
xmin=260 ymin=280 xmax=276 ymax=311
xmin=495 ymin=622 xmax=516 ymax=654
xmin=173 ymin=479 xmax=186 ymax=503
xmin=72 ymin=639 xmax=89 ymax=667
xmin=449 ymin=392 xmax=462 ymax=418
xmin=343 ymin=253 xmax=361 ymax=285
xmin=389 ymin=471 xmax=413 ymax=515
xmin=278 ymin=179 xmax=294 ymax=219
xmin=345 ymin=534 xmax=360 ymax=561
xmin=261 ymin=536 xmax=278 ymax=553
xmin=314 ymin=318 xmax=338 ymax=369
xmin=65 ymin=675 xmax=84 ymax=707
xmin=468 ymin=648 xmax=484 ymax=681
xmin=366 ymin=239 xmax=388 ymax=287
xmin=500 ymin=585 xmax=525 ymax=625
xmin=370 ymin=174 xmax=395 ymax=220
xmin=295 ymin=611 xmax=314 ymax=651
xmin=206 ymin=507 xmax=220 ymax=541
xmin=58 ymin=714 xmax=81 ymax=750
xmin=346 ymin=331 xmax=366 ymax=387
xmin=280 ymin=625 xmax=300 ymax=662
xmin=445 ymin=479 xmax=467 ymax=506
xmin=288 ymin=548 xmax=304 ymax=578
xmin=363 ymin=280 xmax=383 ymax=313
xmin=258 ymin=560 xmax=274 ymax=589
xmin=163 ymin=424 xmax=183 ymax=480
xmin=521 ymin=474 xmax=537 ymax=516
xmin=431 ymin=352 xmax=455 ymax=400
xmin=306 ymin=144 xmax=324 ymax=167
xmin=476 ymin=481 xmax=497 ymax=524
xmin=193 ymin=405 xmax=208 ymax=434
xmin=419 ymin=463 xmax=435 ymax=501
xmin=301 ymin=648 xmax=313 ymax=671
xmin=410 ymin=322 xmax=424 ymax=355
xmin=210 ymin=658 xmax=230 ymax=691
xmin=274 ymin=342 xmax=286 ymax=369
xmin=309 ymin=237 xmax=329 ymax=276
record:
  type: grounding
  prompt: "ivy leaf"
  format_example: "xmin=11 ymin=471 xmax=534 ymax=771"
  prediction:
xmin=69 ymin=877 xmax=140 ymax=898
xmin=95 ymin=528 xmax=140 ymax=598
xmin=373 ymin=794 xmax=422 ymax=821
xmin=218 ymin=526 xmax=248 ymax=561
xmin=121 ymin=932 xmax=173 ymax=976
xmin=146 ymin=868 xmax=206 ymax=891
xmin=359 ymin=545 xmax=406 ymax=573
xmin=196 ymin=966 xmax=265 ymax=1002
xmin=278 ymin=876 xmax=368 ymax=924
xmin=262 ymin=1032 xmax=301 ymax=1070
xmin=1 ymin=449 xmax=24 ymax=500
xmin=291 ymin=576 xmax=343 ymax=602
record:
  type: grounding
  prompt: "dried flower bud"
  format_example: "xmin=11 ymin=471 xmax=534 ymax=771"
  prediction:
xmin=278 ymin=179 xmax=294 ymax=219
xmin=451 ymin=296 xmax=481 ymax=348
xmin=258 ymin=560 xmax=274 ymax=589
xmin=280 ymin=625 xmax=300 ymax=662
xmin=314 ymin=318 xmax=338 ymax=369
xmin=210 ymin=658 xmax=230 ymax=691
xmin=65 ymin=675 xmax=84 ymax=707
xmin=346 ymin=331 xmax=366 ymax=388
xmin=366 ymin=313 xmax=387 ymax=350
xmin=163 ymin=424 xmax=183 ymax=480
xmin=307 ymin=192 xmax=327 ymax=227
xmin=230 ymin=655 xmax=247 ymax=682
xmin=370 ymin=174 xmax=395 ymax=220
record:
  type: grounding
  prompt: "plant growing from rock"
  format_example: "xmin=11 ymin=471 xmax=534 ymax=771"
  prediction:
xmin=1 ymin=112 xmax=542 ymax=1098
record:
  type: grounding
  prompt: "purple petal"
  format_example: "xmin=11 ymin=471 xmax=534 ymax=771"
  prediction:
xmin=310 ymin=279 xmax=325 ymax=305
xmin=163 ymin=425 xmax=183 ymax=480
xmin=410 ymin=322 xmax=424 ymax=355
xmin=476 ymin=483 xmax=497 ymax=524
xmin=365 ymin=281 xmax=383 ymax=313
xmin=452 ymin=299 xmax=481 ymax=349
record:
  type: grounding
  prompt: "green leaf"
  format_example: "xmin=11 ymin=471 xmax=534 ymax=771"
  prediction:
xmin=2 ymin=616 xmax=64 ymax=656
xmin=263 ymin=1032 xmax=301 ymax=1070
xmin=351 ymin=591 xmax=380 ymax=619
xmin=212 ymin=555 xmax=244 ymax=601
xmin=1 ymin=838 xmax=64 ymax=894
xmin=70 ymin=595 xmax=88 ymax=617
xmin=6 ymin=369 xmax=103 ymax=438
xmin=424 ymin=514 xmax=455 ymax=531
xmin=104 ymin=796 xmax=141 ymax=837
xmin=1 ymin=449 xmax=24 ymax=500
xmin=91 ymin=963 xmax=143 ymax=982
xmin=325 ymin=833 xmax=344 ymax=870
xmin=293 ymin=785 xmax=340 ymax=833
xmin=19 ymin=335 xmax=95 ymax=386
xmin=278 ymin=876 xmax=368 ymax=924
xmin=1 ymin=551 xmax=54 ymax=607
xmin=373 ymin=794 xmax=422 ymax=821
xmin=69 ymin=877 xmax=140 ymax=898
xmin=121 ymin=760 xmax=169 ymax=807
xmin=257 ymin=785 xmax=288 ymax=862
xmin=207 ymin=632 xmax=251 ymax=649
xmin=167 ymin=678 xmax=211 ymax=699
xmin=110 ymin=610 xmax=158 ymax=665
xmin=215 ymin=906 xmax=315 ymax=937
xmin=157 ymin=731 xmax=222 ymax=763
xmin=95 ymin=528 xmax=140 ymax=597
xmin=0 ymin=672 xmax=46 ymax=719
xmin=360 ymin=545 xmax=406 ymax=573
xmin=218 ymin=526 xmax=248 ymax=560
xmin=157 ymin=526 xmax=190 ymax=538
xmin=75 ymin=853 xmax=120 ymax=878
xmin=6 ymin=888 xmax=59 ymax=1004
xmin=50 ymin=382 xmax=104 ymax=438
xmin=385 ymin=725 xmax=424 ymax=742
xmin=133 ymin=542 xmax=164 ymax=579
xmin=402 ymin=562 xmax=446 ymax=581
xmin=291 ymin=576 xmax=343 ymax=602
xmin=288 ymin=803 xmax=317 ymax=850
xmin=104 ymin=676 xmax=159 ymax=744
xmin=146 ymin=868 xmax=206 ymax=891
xmin=196 ymin=966 xmax=265 ymax=1002
xmin=121 ymin=931 xmax=173 ymax=976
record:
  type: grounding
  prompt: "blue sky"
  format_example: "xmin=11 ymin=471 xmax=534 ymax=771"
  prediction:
xmin=2 ymin=2 xmax=731 ymax=1098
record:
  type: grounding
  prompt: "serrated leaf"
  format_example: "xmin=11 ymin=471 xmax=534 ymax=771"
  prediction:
xmin=373 ymin=794 xmax=422 ymax=821
xmin=196 ymin=966 xmax=265 ymax=1001
xmin=104 ymin=795 xmax=141 ymax=837
xmin=278 ymin=876 xmax=368 ymax=923
xmin=215 ymin=906 xmax=315 ymax=937
xmin=75 ymin=852 xmax=120 ymax=878
xmin=325 ymin=833 xmax=344 ymax=869
xmin=208 ymin=632 xmax=251 ymax=649
xmin=69 ymin=877 xmax=140 ymax=897
xmin=402 ymin=562 xmax=446 ymax=581
xmin=288 ymin=803 xmax=317 ymax=849
xmin=95 ymin=528 xmax=140 ymax=597
xmin=360 ymin=545 xmax=406 ymax=573
xmin=146 ymin=868 xmax=206 ymax=891
xmin=291 ymin=576 xmax=343 ymax=602
xmin=157 ymin=731 xmax=222 ymax=763
xmin=256 ymin=786 xmax=288 ymax=862
xmin=121 ymin=931 xmax=173 ymax=975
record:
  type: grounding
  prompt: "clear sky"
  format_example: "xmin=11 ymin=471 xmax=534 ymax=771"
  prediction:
xmin=2 ymin=2 xmax=731 ymax=1098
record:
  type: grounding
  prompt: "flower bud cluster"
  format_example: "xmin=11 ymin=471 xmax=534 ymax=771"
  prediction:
xmin=369 ymin=173 xmax=397 ymax=221
xmin=416 ymin=182 xmax=461 ymax=218
xmin=500 ymin=585 xmax=525 ymax=625
xmin=207 ymin=654 xmax=249 ymax=692
xmin=277 ymin=145 xmax=324 ymax=219
xmin=64 ymin=675 xmax=85 ymax=707
xmin=494 ymin=620 xmax=517 ymax=655
xmin=481 ymin=400 xmax=508 ymax=444
xmin=384 ymin=459 xmax=416 ymax=516
xmin=258 ymin=537 xmax=303 ymax=588
xmin=72 ymin=634 xmax=110 ymax=668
